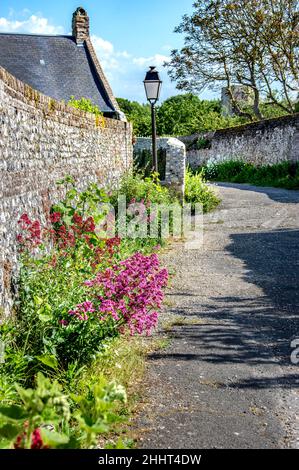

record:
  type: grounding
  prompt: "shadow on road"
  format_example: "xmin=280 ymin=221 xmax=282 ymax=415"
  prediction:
xmin=152 ymin=229 xmax=299 ymax=389
xmin=216 ymin=182 xmax=299 ymax=204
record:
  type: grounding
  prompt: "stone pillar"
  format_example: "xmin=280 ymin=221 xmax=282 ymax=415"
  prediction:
xmin=134 ymin=137 xmax=186 ymax=200
xmin=165 ymin=137 xmax=186 ymax=200
xmin=72 ymin=7 xmax=90 ymax=45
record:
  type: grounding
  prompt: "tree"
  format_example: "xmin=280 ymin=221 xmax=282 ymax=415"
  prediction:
xmin=157 ymin=94 xmax=228 ymax=135
xmin=117 ymin=93 xmax=290 ymax=138
xmin=166 ymin=0 xmax=299 ymax=119
xmin=116 ymin=98 xmax=151 ymax=136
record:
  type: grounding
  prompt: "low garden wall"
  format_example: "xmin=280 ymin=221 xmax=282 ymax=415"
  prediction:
xmin=0 ymin=66 xmax=133 ymax=317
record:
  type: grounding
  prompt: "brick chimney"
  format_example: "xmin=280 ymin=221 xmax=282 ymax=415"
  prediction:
xmin=72 ymin=7 xmax=90 ymax=45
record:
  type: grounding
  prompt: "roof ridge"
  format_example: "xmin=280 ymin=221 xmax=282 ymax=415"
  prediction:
xmin=0 ymin=32 xmax=73 ymax=38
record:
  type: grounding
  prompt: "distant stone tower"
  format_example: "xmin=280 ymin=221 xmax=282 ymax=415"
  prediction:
xmin=221 ymin=85 xmax=254 ymax=116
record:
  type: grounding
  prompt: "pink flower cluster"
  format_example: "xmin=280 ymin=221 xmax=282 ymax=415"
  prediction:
xmin=68 ymin=253 xmax=168 ymax=336
xmin=69 ymin=301 xmax=95 ymax=321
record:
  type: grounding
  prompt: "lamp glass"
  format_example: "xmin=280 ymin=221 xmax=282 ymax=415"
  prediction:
xmin=144 ymin=81 xmax=161 ymax=102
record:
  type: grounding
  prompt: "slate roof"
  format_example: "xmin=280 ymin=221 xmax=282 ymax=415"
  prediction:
xmin=0 ymin=33 xmax=116 ymax=115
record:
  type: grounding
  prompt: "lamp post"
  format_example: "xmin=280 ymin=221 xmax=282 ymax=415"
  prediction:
xmin=143 ymin=66 xmax=162 ymax=173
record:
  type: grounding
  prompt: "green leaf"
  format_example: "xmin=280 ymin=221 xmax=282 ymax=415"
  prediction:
xmin=38 ymin=314 xmax=52 ymax=323
xmin=34 ymin=296 xmax=44 ymax=306
xmin=40 ymin=429 xmax=69 ymax=447
xmin=81 ymin=422 xmax=109 ymax=435
xmin=63 ymin=215 xmax=74 ymax=227
xmin=0 ymin=405 xmax=28 ymax=421
xmin=66 ymin=188 xmax=77 ymax=200
xmin=36 ymin=354 xmax=58 ymax=370
xmin=0 ymin=423 xmax=21 ymax=440
xmin=52 ymin=203 xmax=66 ymax=214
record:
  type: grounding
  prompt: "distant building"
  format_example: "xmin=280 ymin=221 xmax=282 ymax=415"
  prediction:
xmin=221 ymin=85 xmax=254 ymax=116
xmin=0 ymin=7 xmax=122 ymax=119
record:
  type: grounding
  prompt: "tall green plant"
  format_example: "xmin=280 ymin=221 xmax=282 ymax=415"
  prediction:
xmin=185 ymin=168 xmax=220 ymax=212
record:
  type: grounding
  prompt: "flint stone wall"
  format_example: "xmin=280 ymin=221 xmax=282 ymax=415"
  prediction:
xmin=0 ymin=66 xmax=133 ymax=317
xmin=134 ymin=137 xmax=186 ymax=198
xmin=179 ymin=113 xmax=299 ymax=169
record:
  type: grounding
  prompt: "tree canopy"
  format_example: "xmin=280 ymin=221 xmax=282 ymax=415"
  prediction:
xmin=166 ymin=0 xmax=299 ymax=119
xmin=156 ymin=94 xmax=244 ymax=135
xmin=116 ymin=98 xmax=152 ymax=136
xmin=117 ymin=93 xmax=288 ymax=137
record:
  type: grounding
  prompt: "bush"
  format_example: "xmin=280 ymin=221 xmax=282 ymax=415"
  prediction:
xmin=118 ymin=94 xmax=291 ymax=138
xmin=201 ymin=160 xmax=299 ymax=190
xmin=110 ymin=171 xmax=175 ymax=208
xmin=0 ymin=372 xmax=126 ymax=449
xmin=116 ymin=98 xmax=151 ymax=137
xmin=185 ymin=168 xmax=221 ymax=212
xmin=10 ymin=182 xmax=169 ymax=370
xmin=68 ymin=97 xmax=102 ymax=117
xmin=0 ymin=175 xmax=171 ymax=448
xmin=0 ymin=174 xmax=174 ymax=449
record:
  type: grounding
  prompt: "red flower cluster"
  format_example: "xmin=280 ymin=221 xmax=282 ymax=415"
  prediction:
xmin=49 ymin=212 xmax=61 ymax=224
xmin=51 ymin=212 xmax=96 ymax=251
xmin=17 ymin=214 xmax=41 ymax=250
xmin=17 ymin=211 xmax=122 ymax=270
xmin=14 ymin=426 xmax=48 ymax=449
xmin=90 ymin=237 xmax=121 ymax=270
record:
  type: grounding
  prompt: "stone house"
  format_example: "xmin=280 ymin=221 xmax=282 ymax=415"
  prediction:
xmin=0 ymin=7 xmax=123 ymax=119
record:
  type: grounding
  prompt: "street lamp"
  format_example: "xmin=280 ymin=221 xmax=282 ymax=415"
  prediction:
xmin=144 ymin=66 xmax=162 ymax=173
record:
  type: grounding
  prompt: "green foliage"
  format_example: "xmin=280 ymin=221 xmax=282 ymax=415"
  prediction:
xmin=0 ymin=373 xmax=126 ymax=449
xmin=185 ymin=168 xmax=221 ymax=212
xmin=156 ymin=94 xmax=235 ymax=135
xmin=202 ymin=160 xmax=299 ymax=190
xmin=0 ymin=372 xmax=70 ymax=449
xmin=71 ymin=377 xmax=126 ymax=448
xmin=14 ymin=253 xmax=107 ymax=370
xmin=118 ymin=94 xmax=291 ymax=138
xmin=117 ymin=98 xmax=151 ymax=136
xmin=111 ymin=171 xmax=174 ymax=207
xmin=4 ymin=175 xmax=173 ymax=385
xmin=134 ymin=149 xmax=166 ymax=179
xmin=68 ymin=97 xmax=103 ymax=117
xmin=196 ymin=137 xmax=211 ymax=150
xmin=0 ymin=174 xmax=175 ymax=449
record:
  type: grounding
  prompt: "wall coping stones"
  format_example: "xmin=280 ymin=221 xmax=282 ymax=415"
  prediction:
xmin=0 ymin=66 xmax=128 ymax=132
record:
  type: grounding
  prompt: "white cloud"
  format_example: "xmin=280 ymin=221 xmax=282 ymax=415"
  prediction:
xmin=133 ymin=54 xmax=170 ymax=68
xmin=90 ymin=35 xmax=120 ymax=73
xmin=91 ymin=34 xmax=132 ymax=73
xmin=0 ymin=14 xmax=64 ymax=35
xmin=91 ymin=35 xmax=169 ymax=75
xmin=90 ymin=36 xmax=174 ymax=101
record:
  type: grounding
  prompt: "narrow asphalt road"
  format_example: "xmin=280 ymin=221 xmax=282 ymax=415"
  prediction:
xmin=136 ymin=183 xmax=299 ymax=449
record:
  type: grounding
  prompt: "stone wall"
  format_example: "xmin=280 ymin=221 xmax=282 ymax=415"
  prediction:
xmin=134 ymin=137 xmax=186 ymax=198
xmin=0 ymin=66 xmax=133 ymax=316
xmin=180 ymin=113 xmax=299 ymax=169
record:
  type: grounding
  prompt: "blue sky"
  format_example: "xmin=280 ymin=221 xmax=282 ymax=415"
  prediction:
xmin=0 ymin=1 xmax=215 ymax=102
